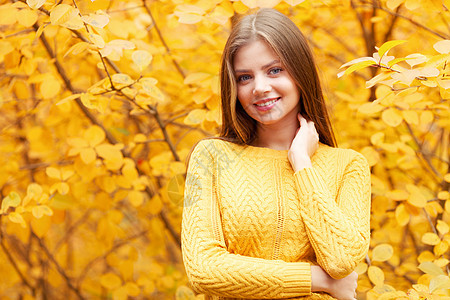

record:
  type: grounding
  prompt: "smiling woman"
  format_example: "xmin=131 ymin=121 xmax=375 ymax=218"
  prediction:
xmin=233 ymin=39 xmax=300 ymax=131
xmin=182 ymin=8 xmax=371 ymax=300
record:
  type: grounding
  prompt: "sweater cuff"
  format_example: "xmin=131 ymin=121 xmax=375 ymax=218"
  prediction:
xmin=281 ymin=263 xmax=311 ymax=296
xmin=294 ymin=167 xmax=327 ymax=195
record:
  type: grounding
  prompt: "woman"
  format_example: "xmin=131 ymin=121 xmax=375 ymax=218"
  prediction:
xmin=181 ymin=8 xmax=371 ymax=300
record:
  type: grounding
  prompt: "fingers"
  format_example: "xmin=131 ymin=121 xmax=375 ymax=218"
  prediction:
xmin=298 ymin=113 xmax=307 ymax=127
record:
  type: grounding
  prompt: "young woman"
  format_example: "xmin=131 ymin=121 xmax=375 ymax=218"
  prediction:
xmin=181 ymin=8 xmax=371 ymax=300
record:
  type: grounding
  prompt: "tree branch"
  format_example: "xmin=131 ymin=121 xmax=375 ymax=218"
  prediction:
xmin=142 ymin=0 xmax=186 ymax=78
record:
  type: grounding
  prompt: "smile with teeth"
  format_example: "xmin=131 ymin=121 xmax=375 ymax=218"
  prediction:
xmin=255 ymin=98 xmax=280 ymax=107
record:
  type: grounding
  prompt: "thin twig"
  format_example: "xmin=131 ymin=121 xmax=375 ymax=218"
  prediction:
xmin=53 ymin=209 xmax=93 ymax=253
xmin=142 ymin=0 xmax=186 ymax=78
xmin=0 ymin=228 xmax=35 ymax=293
xmin=32 ymin=232 xmax=85 ymax=299
xmin=405 ymin=122 xmax=441 ymax=179
xmin=76 ymin=230 xmax=148 ymax=287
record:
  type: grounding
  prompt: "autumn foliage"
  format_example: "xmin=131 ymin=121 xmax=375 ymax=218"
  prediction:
xmin=0 ymin=0 xmax=449 ymax=299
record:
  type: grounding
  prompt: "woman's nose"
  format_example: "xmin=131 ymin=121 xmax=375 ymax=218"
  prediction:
xmin=252 ymin=76 xmax=271 ymax=95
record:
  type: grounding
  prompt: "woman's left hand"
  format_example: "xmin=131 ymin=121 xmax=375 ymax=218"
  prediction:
xmin=288 ymin=113 xmax=319 ymax=172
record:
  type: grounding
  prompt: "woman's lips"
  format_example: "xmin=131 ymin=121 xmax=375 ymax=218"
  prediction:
xmin=254 ymin=97 xmax=280 ymax=111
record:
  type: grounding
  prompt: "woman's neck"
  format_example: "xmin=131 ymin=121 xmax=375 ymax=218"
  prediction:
xmin=252 ymin=115 xmax=299 ymax=150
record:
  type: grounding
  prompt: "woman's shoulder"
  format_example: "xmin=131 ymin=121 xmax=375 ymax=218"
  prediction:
xmin=317 ymin=143 xmax=369 ymax=168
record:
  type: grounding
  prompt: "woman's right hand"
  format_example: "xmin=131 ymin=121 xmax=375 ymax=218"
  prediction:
xmin=311 ymin=266 xmax=358 ymax=300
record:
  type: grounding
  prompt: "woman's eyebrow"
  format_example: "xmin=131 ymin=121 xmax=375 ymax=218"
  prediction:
xmin=234 ymin=60 xmax=280 ymax=73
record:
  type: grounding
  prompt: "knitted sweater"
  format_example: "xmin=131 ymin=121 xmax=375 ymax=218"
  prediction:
xmin=181 ymin=138 xmax=371 ymax=299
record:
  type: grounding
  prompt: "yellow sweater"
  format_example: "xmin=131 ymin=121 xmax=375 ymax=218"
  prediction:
xmin=181 ymin=138 xmax=371 ymax=299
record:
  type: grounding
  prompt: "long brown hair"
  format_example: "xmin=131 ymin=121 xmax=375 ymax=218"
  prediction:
xmin=219 ymin=8 xmax=336 ymax=147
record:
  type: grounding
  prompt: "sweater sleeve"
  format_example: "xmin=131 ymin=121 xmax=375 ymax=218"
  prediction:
xmin=182 ymin=140 xmax=312 ymax=299
xmin=293 ymin=150 xmax=371 ymax=279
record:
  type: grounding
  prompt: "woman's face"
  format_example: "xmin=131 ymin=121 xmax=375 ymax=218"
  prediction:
xmin=233 ymin=39 xmax=300 ymax=126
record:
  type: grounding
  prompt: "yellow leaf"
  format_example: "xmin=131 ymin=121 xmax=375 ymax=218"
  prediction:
xmin=79 ymin=148 xmax=96 ymax=164
xmin=40 ymin=76 xmax=61 ymax=99
xmin=132 ymin=50 xmax=152 ymax=72
xmin=95 ymin=144 xmax=122 ymax=161
xmin=406 ymin=185 xmax=427 ymax=208
xmin=405 ymin=0 xmax=421 ymax=10
xmin=141 ymin=82 xmax=164 ymax=102
xmin=241 ymin=0 xmax=281 ymax=8
xmin=395 ymin=204 xmax=410 ymax=226
xmin=354 ymin=262 xmax=368 ymax=275
xmin=382 ymin=108 xmax=403 ymax=127
xmin=128 ymin=190 xmax=144 ymax=207
xmin=1 ymin=192 xmax=22 ymax=214
xmin=360 ymin=146 xmax=380 ymax=167
xmin=100 ymin=273 xmax=122 ymax=290
xmin=387 ymin=189 xmax=409 ymax=201
xmin=402 ymin=110 xmax=419 ymax=125
xmin=372 ymin=244 xmax=394 ymax=262
xmin=122 ymin=160 xmax=138 ymax=181
xmin=50 ymin=4 xmax=74 ymax=25
xmin=88 ymin=33 xmax=106 ymax=49
xmin=26 ymin=0 xmax=46 ymax=10
xmin=378 ymin=40 xmax=407 ymax=60
xmin=134 ymin=134 xmax=147 ymax=143
xmin=32 ymin=205 xmax=53 ymax=219
xmin=358 ymin=102 xmax=384 ymax=114
xmin=0 ymin=5 xmax=18 ymax=25
xmin=184 ymin=109 xmax=206 ymax=125
xmin=167 ymin=174 xmax=185 ymax=207
xmin=338 ymin=60 xmax=377 ymax=78
xmin=61 ymin=170 xmax=74 ymax=181
xmin=184 ymin=72 xmax=211 ymax=85
xmin=405 ymin=53 xmax=427 ymax=68
xmin=27 ymin=183 xmax=43 ymax=200
xmin=418 ymin=251 xmax=434 ymax=263
xmin=100 ymin=40 xmax=135 ymax=59
xmin=366 ymin=72 xmax=391 ymax=88
xmin=16 ymin=8 xmax=38 ymax=27
xmin=111 ymin=73 xmax=133 ymax=85
xmin=422 ymin=233 xmax=441 ymax=246
xmin=232 ymin=1 xmax=249 ymax=13
xmin=176 ymin=285 xmax=196 ymax=300
xmin=368 ymin=266 xmax=385 ymax=286
xmin=56 ymin=93 xmax=81 ymax=105
xmin=386 ymin=0 xmax=404 ymax=10
xmin=420 ymin=110 xmax=434 ymax=125
xmin=8 ymin=212 xmax=26 ymax=228
xmin=436 ymin=220 xmax=449 ymax=235
xmin=57 ymin=182 xmax=70 ymax=195
xmin=81 ymin=12 xmax=110 ymax=28
xmin=284 ymin=0 xmax=306 ymax=5
xmin=124 ymin=282 xmax=140 ymax=296
xmin=176 ymin=12 xmax=203 ymax=24
xmin=429 ymin=275 xmax=450 ymax=293
xmin=148 ymin=195 xmax=163 ymax=215
xmin=433 ymin=40 xmax=450 ymax=54
xmin=434 ymin=241 xmax=448 ymax=256
xmin=84 ymin=125 xmax=105 ymax=147
xmin=418 ymin=261 xmax=445 ymax=276
xmin=112 ymin=286 xmax=127 ymax=300
xmin=0 ymin=41 xmax=14 ymax=58
xmin=46 ymin=167 xmax=61 ymax=179
xmin=31 ymin=214 xmax=51 ymax=237
xmin=435 ymin=258 xmax=449 ymax=268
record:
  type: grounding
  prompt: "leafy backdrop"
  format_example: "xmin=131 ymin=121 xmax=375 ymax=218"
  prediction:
xmin=0 ymin=0 xmax=449 ymax=299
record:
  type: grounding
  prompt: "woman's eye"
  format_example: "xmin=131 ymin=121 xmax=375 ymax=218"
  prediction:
xmin=237 ymin=75 xmax=251 ymax=82
xmin=269 ymin=67 xmax=282 ymax=75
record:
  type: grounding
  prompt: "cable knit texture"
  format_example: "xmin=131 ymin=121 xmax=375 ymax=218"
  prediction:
xmin=181 ymin=138 xmax=371 ymax=300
